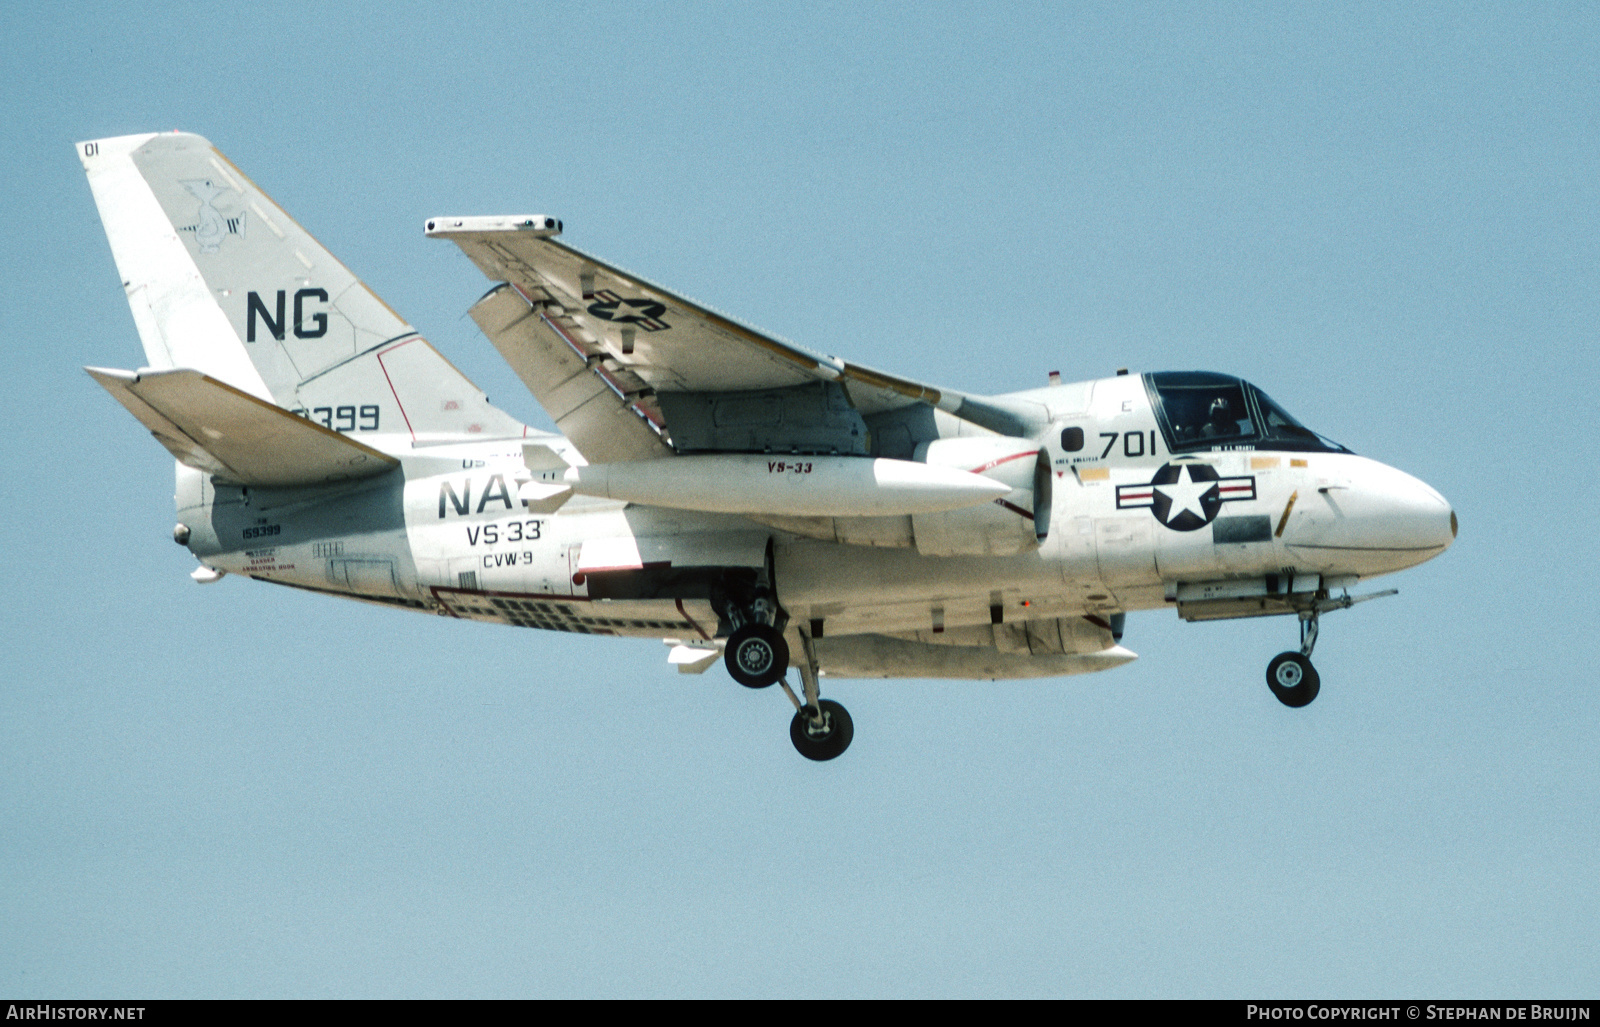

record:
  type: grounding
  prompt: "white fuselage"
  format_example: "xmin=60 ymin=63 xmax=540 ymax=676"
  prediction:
xmin=177 ymin=372 xmax=1455 ymax=663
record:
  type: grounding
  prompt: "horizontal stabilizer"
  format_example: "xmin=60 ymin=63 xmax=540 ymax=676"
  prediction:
xmin=88 ymin=366 xmax=398 ymax=487
xmin=518 ymin=442 xmax=575 ymax=511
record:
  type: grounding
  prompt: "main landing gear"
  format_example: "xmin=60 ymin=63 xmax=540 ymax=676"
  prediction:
xmin=726 ymin=622 xmax=789 ymax=688
xmin=775 ymin=630 xmax=852 ymax=761
xmin=713 ymin=568 xmax=853 ymax=760
xmin=789 ymin=699 xmax=853 ymax=762
xmin=722 ymin=593 xmax=789 ymax=689
xmin=729 ymin=618 xmax=854 ymax=761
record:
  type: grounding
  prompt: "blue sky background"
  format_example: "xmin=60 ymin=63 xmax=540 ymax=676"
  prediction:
xmin=2 ymin=1 xmax=1596 ymax=997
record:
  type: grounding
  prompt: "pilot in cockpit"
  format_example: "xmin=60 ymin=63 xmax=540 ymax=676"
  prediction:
xmin=1201 ymin=396 xmax=1236 ymax=438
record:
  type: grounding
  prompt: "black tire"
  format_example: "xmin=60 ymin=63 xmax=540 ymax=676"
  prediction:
xmin=725 ymin=623 xmax=789 ymax=688
xmin=790 ymin=699 xmax=854 ymax=761
xmin=1266 ymin=651 xmax=1321 ymax=708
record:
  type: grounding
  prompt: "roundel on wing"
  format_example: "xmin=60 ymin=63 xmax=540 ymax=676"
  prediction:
xmin=583 ymin=289 xmax=672 ymax=332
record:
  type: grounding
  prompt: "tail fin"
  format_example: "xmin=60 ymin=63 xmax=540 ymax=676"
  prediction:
xmin=78 ymin=132 xmax=524 ymax=441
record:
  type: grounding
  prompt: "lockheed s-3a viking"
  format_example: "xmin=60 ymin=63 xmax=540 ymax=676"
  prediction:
xmin=77 ymin=131 xmax=1457 ymax=761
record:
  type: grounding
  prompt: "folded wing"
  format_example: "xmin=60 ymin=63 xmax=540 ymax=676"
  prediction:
xmin=427 ymin=216 xmax=1042 ymax=463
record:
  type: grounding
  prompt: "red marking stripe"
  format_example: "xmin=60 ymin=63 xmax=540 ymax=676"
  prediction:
xmin=966 ymin=449 xmax=1040 ymax=475
xmin=429 ymin=584 xmax=594 ymax=605
xmin=676 ymin=598 xmax=711 ymax=641
xmin=375 ymin=337 xmax=419 ymax=439
xmin=537 ymin=308 xmax=590 ymax=361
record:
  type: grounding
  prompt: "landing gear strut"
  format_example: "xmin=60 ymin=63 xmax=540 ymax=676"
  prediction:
xmin=1258 ymin=583 xmax=1399 ymax=709
xmin=1266 ymin=611 xmax=1321 ymax=708
xmin=716 ymin=548 xmax=852 ymax=760
xmin=775 ymin=627 xmax=853 ymax=761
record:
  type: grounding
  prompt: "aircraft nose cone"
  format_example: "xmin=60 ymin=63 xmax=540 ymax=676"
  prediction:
xmin=1285 ymin=459 xmax=1454 ymax=576
xmin=1341 ymin=464 xmax=1456 ymax=557
xmin=1399 ymin=475 xmax=1456 ymax=553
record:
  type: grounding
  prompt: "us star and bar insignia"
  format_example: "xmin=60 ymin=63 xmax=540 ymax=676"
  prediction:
xmin=1116 ymin=461 xmax=1257 ymax=532
xmin=586 ymin=289 xmax=670 ymax=332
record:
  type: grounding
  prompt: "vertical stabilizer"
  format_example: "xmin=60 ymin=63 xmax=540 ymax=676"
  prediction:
xmin=80 ymin=133 xmax=276 ymax=400
xmin=79 ymin=132 xmax=525 ymax=441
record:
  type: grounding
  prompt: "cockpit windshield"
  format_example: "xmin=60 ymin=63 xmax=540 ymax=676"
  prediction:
xmin=1252 ymin=388 xmax=1331 ymax=449
xmin=1144 ymin=371 xmax=1351 ymax=454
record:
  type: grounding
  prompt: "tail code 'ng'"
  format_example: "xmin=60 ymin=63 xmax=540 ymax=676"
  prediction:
xmin=79 ymin=132 xmax=524 ymax=442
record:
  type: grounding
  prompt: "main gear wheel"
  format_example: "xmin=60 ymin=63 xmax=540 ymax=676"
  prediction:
xmin=789 ymin=699 xmax=853 ymax=761
xmin=725 ymin=623 xmax=789 ymax=688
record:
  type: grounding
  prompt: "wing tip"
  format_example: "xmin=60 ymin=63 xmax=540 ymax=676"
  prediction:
xmin=424 ymin=214 xmax=562 ymax=238
xmin=84 ymin=365 xmax=137 ymax=382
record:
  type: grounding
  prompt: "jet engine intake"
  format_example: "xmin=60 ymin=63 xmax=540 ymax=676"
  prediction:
xmin=910 ymin=437 xmax=1045 ymax=557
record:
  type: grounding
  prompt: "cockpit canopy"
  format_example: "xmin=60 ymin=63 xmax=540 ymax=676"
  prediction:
xmin=1143 ymin=371 xmax=1350 ymax=454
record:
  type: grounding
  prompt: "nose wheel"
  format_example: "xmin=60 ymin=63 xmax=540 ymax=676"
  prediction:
xmin=1266 ymin=651 xmax=1320 ymax=707
xmin=1267 ymin=610 xmax=1322 ymax=707
xmin=1255 ymin=584 xmax=1400 ymax=708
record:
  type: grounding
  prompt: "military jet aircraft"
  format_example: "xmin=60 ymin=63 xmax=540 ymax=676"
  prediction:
xmin=78 ymin=131 xmax=1456 ymax=761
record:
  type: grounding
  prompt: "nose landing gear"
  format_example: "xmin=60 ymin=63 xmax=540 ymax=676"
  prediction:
xmin=1267 ymin=611 xmax=1322 ymax=707
xmin=1263 ymin=584 xmax=1399 ymax=708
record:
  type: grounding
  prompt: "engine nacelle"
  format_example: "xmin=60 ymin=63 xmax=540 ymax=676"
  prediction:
xmin=910 ymin=437 xmax=1048 ymax=557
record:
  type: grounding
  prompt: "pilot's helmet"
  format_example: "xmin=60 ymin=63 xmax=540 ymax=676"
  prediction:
xmin=1208 ymin=397 xmax=1231 ymax=420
